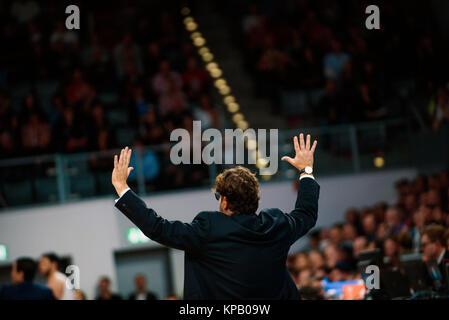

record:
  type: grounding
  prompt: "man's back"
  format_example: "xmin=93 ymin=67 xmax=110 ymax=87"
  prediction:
xmin=0 ymin=282 xmax=55 ymax=300
xmin=113 ymin=133 xmax=320 ymax=299
xmin=116 ymin=178 xmax=319 ymax=299
xmin=183 ymin=208 xmax=302 ymax=299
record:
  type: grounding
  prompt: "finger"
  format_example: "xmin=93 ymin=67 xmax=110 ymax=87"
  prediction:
xmin=311 ymin=140 xmax=318 ymax=153
xmin=127 ymin=148 xmax=132 ymax=165
xmin=119 ymin=148 xmax=125 ymax=166
xmin=293 ymin=136 xmax=300 ymax=154
xmin=306 ymin=134 xmax=311 ymax=150
xmin=127 ymin=167 xmax=134 ymax=175
xmin=114 ymin=155 xmax=118 ymax=169
xmin=281 ymin=156 xmax=294 ymax=166
xmin=121 ymin=147 xmax=128 ymax=169
xmin=299 ymin=133 xmax=305 ymax=150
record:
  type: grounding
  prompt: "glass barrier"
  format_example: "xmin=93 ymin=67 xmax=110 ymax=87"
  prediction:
xmin=0 ymin=119 xmax=419 ymax=210
xmin=0 ymin=154 xmax=59 ymax=208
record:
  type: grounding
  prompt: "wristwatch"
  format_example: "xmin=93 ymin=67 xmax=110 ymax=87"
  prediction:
xmin=299 ymin=166 xmax=313 ymax=175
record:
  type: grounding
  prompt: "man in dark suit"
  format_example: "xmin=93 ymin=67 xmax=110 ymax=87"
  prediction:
xmin=112 ymin=133 xmax=319 ymax=299
xmin=421 ymin=224 xmax=449 ymax=293
xmin=0 ymin=257 xmax=55 ymax=300
xmin=128 ymin=274 xmax=158 ymax=300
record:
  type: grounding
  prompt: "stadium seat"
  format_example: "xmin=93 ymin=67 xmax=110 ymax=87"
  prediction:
xmin=3 ymin=181 xmax=34 ymax=206
xmin=95 ymin=172 xmax=115 ymax=195
xmin=98 ymin=92 xmax=119 ymax=107
xmin=69 ymin=174 xmax=96 ymax=199
xmin=308 ymin=89 xmax=326 ymax=106
xmin=34 ymin=177 xmax=59 ymax=203
xmin=116 ymin=127 xmax=138 ymax=146
xmin=10 ymin=83 xmax=32 ymax=112
xmin=35 ymin=81 xmax=60 ymax=114
xmin=107 ymin=109 xmax=129 ymax=126
xmin=281 ymin=90 xmax=308 ymax=116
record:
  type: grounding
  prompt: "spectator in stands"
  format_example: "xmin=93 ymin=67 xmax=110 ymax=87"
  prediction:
xmin=65 ymin=69 xmax=95 ymax=107
xmin=0 ymin=257 xmax=54 ymax=300
xmin=362 ymin=213 xmax=377 ymax=243
xmin=323 ymin=39 xmax=350 ymax=81
xmin=51 ymin=107 xmax=90 ymax=153
xmin=353 ymin=236 xmax=369 ymax=259
xmin=182 ymin=56 xmax=210 ymax=100
xmin=133 ymin=85 xmax=154 ymax=118
xmin=383 ymin=236 xmax=401 ymax=268
xmin=421 ymin=224 xmax=449 ymax=292
xmin=308 ymin=250 xmax=325 ymax=272
xmin=192 ymin=94 xmax=220 ymax=130
xmin=18 ymin=92 xmax=44 ymax=126
xmin=157 ymin=78 xmax=188 ymax=118
xmin=342 ymin=223 xmax=358 ymax=245
xmin=95 ymin=276 xmax=122 ymax=300
xmin=421 ymin=225 xmax=448 ymax=263
xmin=21 ymin=112 xmax=51 ymax=155
xmin=113 ymin=33 xmax=144 ymax=79
xmin=385 ymin=206 xmax=408 ymax=236
xmin=324 ymin=244 xmax=339 ymax=269
xmin=128 ymin=274 xmax=158 ymax=300
xmin=328 ymin=224 xmax=343 ymax=245
xmin=152 ymin=60 xmax=183 ymax=96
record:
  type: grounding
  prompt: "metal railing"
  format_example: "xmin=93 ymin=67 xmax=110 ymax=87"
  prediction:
xmin=0 ymin=119 xmax=418 ymax=210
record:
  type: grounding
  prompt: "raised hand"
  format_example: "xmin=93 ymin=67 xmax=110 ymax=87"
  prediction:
xmin=281 ymin=133 xmax=317 ymax=172
xmin=112 ymin=146 xmax=134 ymax=196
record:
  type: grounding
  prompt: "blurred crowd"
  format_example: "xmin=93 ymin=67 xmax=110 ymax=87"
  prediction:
xmin=0 ymin=252 xmax=179 ymax=300
xmin=287 ymin=170 xmax=449 ymax=299
xmin=0 ymin=0 xmax=220 ymax=161
xmin=222 ymin=0 xmax=449 ymax=128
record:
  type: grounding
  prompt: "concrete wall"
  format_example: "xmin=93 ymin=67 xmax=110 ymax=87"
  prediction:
xmin=0 ymin=168 xmax=417 ymax=299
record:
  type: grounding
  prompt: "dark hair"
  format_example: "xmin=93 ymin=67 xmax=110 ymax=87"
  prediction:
xmin=214 ymin=166 xmax=260 ymax=214
xmin=16 ymin=257 xmax=37 ymax=282
xmin=421 ymin=224 xmax=446 ymax=245
xmin=42 ymin=252 xmax=59 ymax=265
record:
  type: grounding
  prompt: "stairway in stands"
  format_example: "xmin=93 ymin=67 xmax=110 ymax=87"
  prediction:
xmin=193 ymin=2 xmax=287 ymax=130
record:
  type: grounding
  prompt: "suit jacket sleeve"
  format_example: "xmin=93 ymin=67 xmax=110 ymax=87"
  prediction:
xmin=115 ymin=190 xmax=210 ymax=253
xmin=284 ymin=178 xmax=320 ymax=245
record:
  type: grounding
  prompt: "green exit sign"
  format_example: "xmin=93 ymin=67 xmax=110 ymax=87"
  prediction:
xmin=127 ymin=228 xmax=150 ymax=244
xmin=0 ymin=244 xmax=8 ymax=261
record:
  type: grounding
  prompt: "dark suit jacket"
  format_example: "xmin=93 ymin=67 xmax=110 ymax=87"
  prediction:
xmin=115 ymin=177 xmax=320 ymax=299
xmin=0 ymin=282 xmax=55 ymax=300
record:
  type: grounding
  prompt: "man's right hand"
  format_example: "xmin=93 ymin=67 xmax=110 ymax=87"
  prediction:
xmin=112 ymin=146 xmax=134 ymax=196
xmin=281 ymin=133 xmax=317 ymax=171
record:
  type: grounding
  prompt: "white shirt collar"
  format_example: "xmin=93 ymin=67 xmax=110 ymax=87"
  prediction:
xmin=437 ymin=249 xmax=446 ymax=265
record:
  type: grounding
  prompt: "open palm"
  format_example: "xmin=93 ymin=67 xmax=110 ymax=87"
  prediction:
xmin=112 ymin=146 xmax=134 ymax=196
xmin=281 ymin=133 xmax=317 ymax=171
